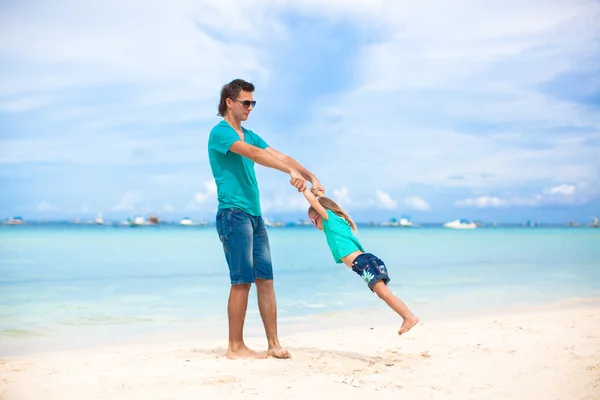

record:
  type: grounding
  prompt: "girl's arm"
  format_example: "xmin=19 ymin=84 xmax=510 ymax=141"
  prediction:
xmin=302 ymin=188 xmax=329 ymax=220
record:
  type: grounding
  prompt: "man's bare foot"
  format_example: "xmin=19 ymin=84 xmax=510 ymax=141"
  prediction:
xmin=398 ymin=315 xmax=419 ymax=335
xmin=226 ymin=345 xmax=267 ymax=360
xmin=267 ymin=346 xmax=291 ymax=359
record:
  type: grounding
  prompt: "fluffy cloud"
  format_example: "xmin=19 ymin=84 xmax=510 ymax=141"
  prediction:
xmin=375 ymin=189 xmax=397 ymax=210
xmin=187 ymin=181 xmax=218 ymax=210
xmin=1 ymin=0 xmax=598 ymax=220
xmin=455 ymin=183 xmax=588 ymax=208
xmin=454 ymin=196 xmax=508 ymax=208
xmin=36 ymin=201 xmax=58 ymax=212
xmin=404 ymin=196 xmax=431 ymax=211
xmin=548 ymin=184 xmax=576 ymax=196
xmin=112 ymin=190 xmax=146 ymax=211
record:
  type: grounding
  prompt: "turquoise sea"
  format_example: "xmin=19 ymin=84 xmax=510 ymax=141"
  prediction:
xmin=1 ymin=225 xmax=599 ymax=356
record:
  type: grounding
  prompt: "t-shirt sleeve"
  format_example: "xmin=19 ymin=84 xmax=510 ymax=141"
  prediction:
xmin=326 ymin=209 xmax=336 ymax=222
xmin=248 ymin=130 xmax=269 ymax=150
xmin=209 ymin=126 xmax=240 ymax=155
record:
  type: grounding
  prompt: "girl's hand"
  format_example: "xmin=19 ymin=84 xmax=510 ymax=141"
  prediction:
xmin=311 ymin=188 xmax=325 ymax=197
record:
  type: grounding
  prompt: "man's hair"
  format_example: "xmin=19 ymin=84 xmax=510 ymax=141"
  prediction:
xmin=308 ymin=197 xmax=357 ymax=231
xmin=218 ymin=79 xmax=255 ymax=117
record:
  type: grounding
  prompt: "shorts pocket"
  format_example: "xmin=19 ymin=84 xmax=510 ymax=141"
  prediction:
xmin=216 ymin=212 xmax=228 ymax=243
xmin=372 ymin=259 xmax=387 ymax=274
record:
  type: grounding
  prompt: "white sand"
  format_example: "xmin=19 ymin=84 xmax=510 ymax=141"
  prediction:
xmin=2 ymin=299 xmax=599 ymax=400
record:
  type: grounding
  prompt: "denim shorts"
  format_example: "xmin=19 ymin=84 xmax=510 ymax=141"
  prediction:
xmin=351 ymin=253 xmax=390 ymax=291
xmin=216 ymin=208 xmax=273 ymax=285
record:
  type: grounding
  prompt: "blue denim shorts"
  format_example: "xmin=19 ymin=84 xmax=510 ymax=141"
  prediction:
xmin=216 ymin=208 xmax=273 ymax=285
xmin=351 ymin=253 xmax=390 ymax=291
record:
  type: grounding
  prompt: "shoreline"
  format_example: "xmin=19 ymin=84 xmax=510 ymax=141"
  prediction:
xmin=1 ymin=298 xmax=599 ymax=399
xmin=2 ymin=296 xmax=600 ymax=358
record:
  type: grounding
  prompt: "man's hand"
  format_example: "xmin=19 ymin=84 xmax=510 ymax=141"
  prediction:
xmin=289 ymin=169 xmax=306 ymax=192
xmin=310 ymin=177 xmax=325 ymax=197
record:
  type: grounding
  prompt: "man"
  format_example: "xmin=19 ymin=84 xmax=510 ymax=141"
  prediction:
xmin=208 ymin=79 xmax=324 ymax=359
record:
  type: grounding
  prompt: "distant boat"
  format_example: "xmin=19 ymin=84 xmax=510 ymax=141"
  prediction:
xmin=591 ymin=217 xmax=599 ymax=228
xmin=383 ymin=216 xmax=413 ymax=227
xmin=147 ymin=215 xmax=160 ymax=225
xmin=524 ymin=220 xmax=537 ymax=227
xmin=128 ymin=216 xmax=145 ymax=227
xmin=443 ymin=219 xmax=477 ymax=229
xmin=264 ymin=218 xmax=283 ymax=227
xmin=6 ymin=216 xmax=24 ymax=225
xmin=180 ymin=217 xmax=193 ymax=226
xmin=94 ymin=213 xmax=104 ymax=225
xmin=568 ymin=220 xmax=579 ymax=227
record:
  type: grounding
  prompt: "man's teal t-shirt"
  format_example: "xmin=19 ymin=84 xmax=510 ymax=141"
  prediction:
xmin=208 ymin=120 xmax=269 ymax=216
xmin=322 ymin=210 xmax=365 ymax=263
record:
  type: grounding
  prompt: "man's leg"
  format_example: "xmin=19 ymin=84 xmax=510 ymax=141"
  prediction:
xmin=253 ymin=216 xmax=290 ymax=358
xmin=227 ymin=283 xmax=265 ymax=359
xmin=255 ymin=279 xmax=289 ymax=358
xmin=216 ymin=209 xmax=266 ymax=359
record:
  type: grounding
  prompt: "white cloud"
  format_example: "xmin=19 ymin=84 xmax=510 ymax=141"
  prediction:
xmin=332 ymin=187 xmax=354 ymax=208
xmin=187 ymin=180 xmax=218 ymax=211
xmin=193 ymin=193 xmax=208 ymax=203
xmin=375 ymin=189 xmax=397 ymax=210
xmin=192 ymin=181 xmax=217 ymax=204
xmin=296 ymin=0 xmax=600 ymax=196
xmin=112 ymin=190 xmax=145 ymax=211
xmin=454 ymin=196 xmax=508 ymax=208
xmin=404 ymin=196 xmax=431 ymax=211
xmin=1 ymin=0 xmax=599 ymax=219
xmin=548 ymin=184 xmax=576 ymax=196
xmin=261 ymin=195 xmax=308 ymax=213
xmin=455 ymin=183 xmax=588 ymax=208
xmin=36 ymin=201 xmax=58 ymax=212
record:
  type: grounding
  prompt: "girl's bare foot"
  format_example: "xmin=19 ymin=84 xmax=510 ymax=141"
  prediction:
xmin=226 ymin=345 xmax=267 ymax=359
xmin=398 ymin=315 xmax=419 ymax=335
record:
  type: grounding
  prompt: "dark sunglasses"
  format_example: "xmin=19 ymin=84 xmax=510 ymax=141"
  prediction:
xmin=232 ymin=99 xmax=256 ymax=109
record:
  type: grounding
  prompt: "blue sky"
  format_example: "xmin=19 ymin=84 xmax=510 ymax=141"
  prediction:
xmin=1 ymin=0 xmax=599 ymax=224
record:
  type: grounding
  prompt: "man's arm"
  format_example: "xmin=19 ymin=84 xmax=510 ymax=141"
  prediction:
xmin=265 ymin=147 xmax=324 ymax=193
xmin=229 ymin=141 xmax=306 ymax=191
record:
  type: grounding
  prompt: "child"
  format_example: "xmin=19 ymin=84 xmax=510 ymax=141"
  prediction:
xmin=302 ymin=188 xmax=419 ymax=335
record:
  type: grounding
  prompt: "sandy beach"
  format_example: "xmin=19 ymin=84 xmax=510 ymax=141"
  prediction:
xmin=1 ymin=299 xmax=599 ymax=400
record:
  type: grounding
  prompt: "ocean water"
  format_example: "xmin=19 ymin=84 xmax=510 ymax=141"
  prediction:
xmin=1 ymin=225 xmax=599 ymax=355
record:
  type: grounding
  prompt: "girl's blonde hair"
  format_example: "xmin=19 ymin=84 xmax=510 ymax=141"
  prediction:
xmin=308 ymin=197 xmax=357 ymax=231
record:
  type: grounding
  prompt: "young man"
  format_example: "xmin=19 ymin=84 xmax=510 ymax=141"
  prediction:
xmin=208 ymin=79 xmax=324 ymax=359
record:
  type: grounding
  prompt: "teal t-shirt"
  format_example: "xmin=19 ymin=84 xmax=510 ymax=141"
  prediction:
xmin=322 ymin=210 xmax=365 ymax=263
xmin=208 ymin=120 xmax=269 ymax=216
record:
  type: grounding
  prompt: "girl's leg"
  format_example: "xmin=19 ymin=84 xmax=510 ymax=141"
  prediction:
xmin=372 ymin=281 xmax=419 ymax=335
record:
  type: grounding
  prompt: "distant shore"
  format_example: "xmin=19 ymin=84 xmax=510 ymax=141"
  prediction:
xmin=2 ymin=220 xmax=599 ymax=228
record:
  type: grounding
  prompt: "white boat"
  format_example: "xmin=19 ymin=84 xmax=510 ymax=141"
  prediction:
xmin=5 ymin=216 xmax=24 ymax=225
xmin=94 ymin=213 xmax=104 ymax=225
xmin=382 ymin=216 xmax=413 ymax=227
xmin=128 ymin=216 xmax=145 ymax=227
xmin=591 ymin=217 xmax=599 ymax=228
xmin=443 ymin=219 xmax=477 ymax=229
xmin=180 ymin=218 xmax=193 ymax=226
xmin=399 ymin=217 xmax=412 ymax=227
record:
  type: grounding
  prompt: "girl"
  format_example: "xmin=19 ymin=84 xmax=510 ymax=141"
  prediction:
xmin=302 ymin=188 xmax=419 ymax=335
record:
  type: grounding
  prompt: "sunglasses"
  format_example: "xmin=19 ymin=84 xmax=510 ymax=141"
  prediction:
xmin=310 ymin=215 xmax=321 ymax=227
xmin=232 ymin=99 xmax=256 ymax=109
